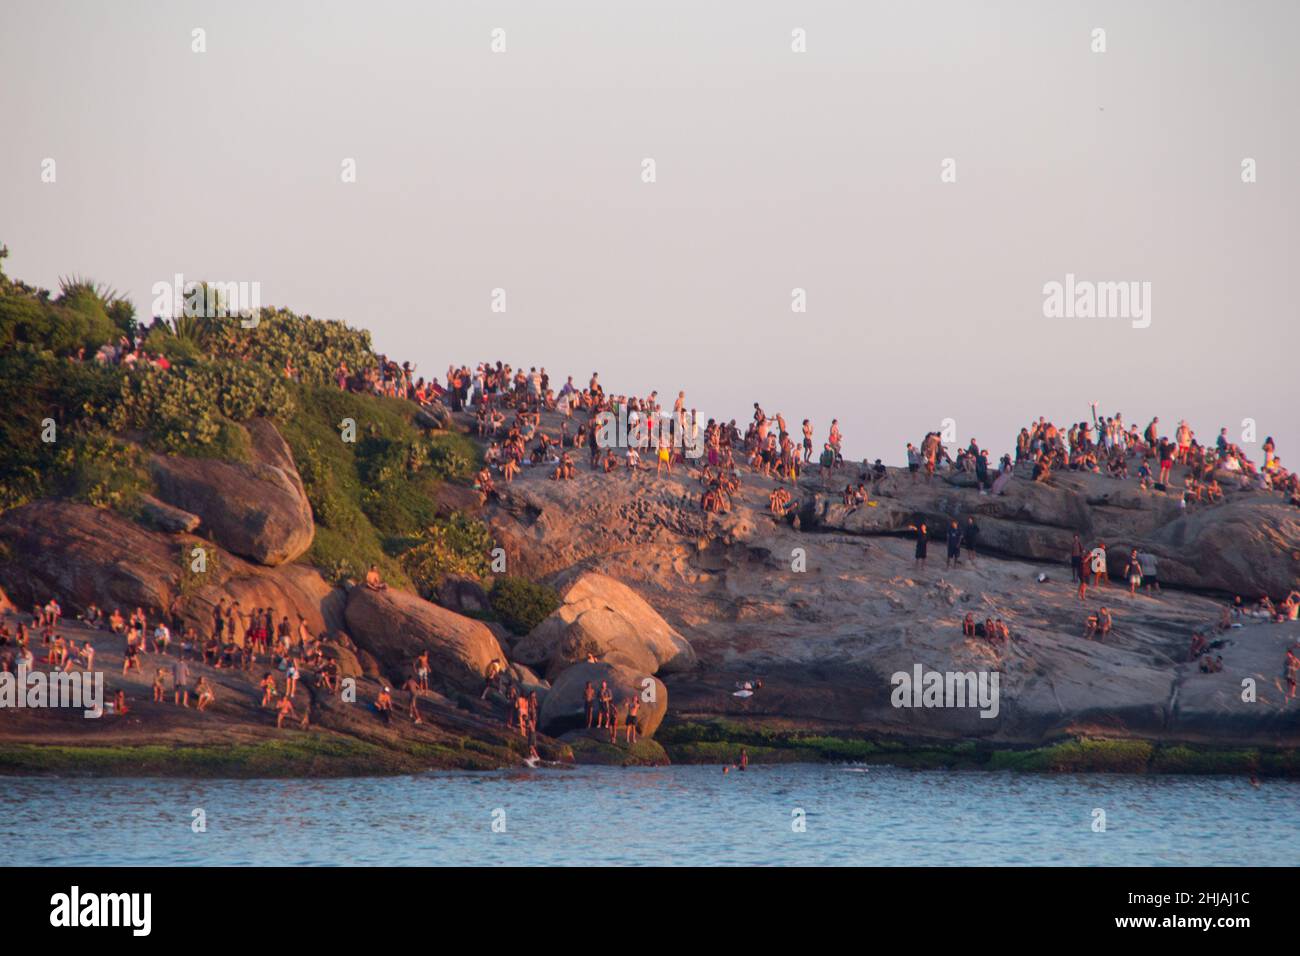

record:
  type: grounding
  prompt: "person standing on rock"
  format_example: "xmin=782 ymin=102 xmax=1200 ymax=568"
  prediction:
xmin=1124 ymin=549 xmax=1143 ymax=596
xmin=597 ymin=680 xmax=613 ymax=729
xmin=946 ymin=521 xmax=962 ymax=569
xmin=1089 ymin=542 xmax=1109 ymax=588
xmin=607 ymin=697 xmax=620 ymax=744
xmin=172 ymin=658 xmax=190 ymax=707
xmin=914 ymin=522 xmax=929 ymax=571
xmin=584 ymin=681 xmax=596 ymax=727
xmin=1070 ymin=534 xmax=1084 ymax=585
xmin=1138 ymin=551 xmax=1160 ymax=595
xmin=625 ymin=696 xmax=640 ymax=744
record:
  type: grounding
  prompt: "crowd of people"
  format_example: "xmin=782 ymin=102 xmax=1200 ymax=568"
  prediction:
xmin=0 ymin=594 xmax=350 ymax=727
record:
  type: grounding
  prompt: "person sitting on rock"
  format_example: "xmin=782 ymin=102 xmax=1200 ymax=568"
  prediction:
xmin=1084 ymin=612 xmax=1100 ymax=640
xmin=962 ymin=613 xmax=976 ymax=638
xmin=1096 ymin=607 xmax=1113 ymax=641
xmin=195 ymin=677 xmax=215 ymax=712
xmin=319 ymin=657 xmax=339 ymax=693
xmin=560 ymin=451 xmax=576 ymax=479
xmin=475 ymin=467 xmax=498 ymax=505
xmin=260 ymin=672 xmax=278 ymax=707
xmin=1188 ymin=632 xmax=1209 ymax=660
xmin=365 ymin=564 xmax=388 ymax=592
xmin=109 ymin=608 xmax=125 ymax=633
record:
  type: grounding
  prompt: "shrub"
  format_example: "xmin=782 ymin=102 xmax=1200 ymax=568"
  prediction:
xmin=489 ymin=576 xmax=561 ymax=635
xmin=110 ymin=360 xmax=295 ymax=455
xmin=399 ymin=514 xmax=494 ymax=600
xmin=207 ymin=308 xmax=375 ymax=386
xmin=53 ymin=430 xmax=148 ymax=514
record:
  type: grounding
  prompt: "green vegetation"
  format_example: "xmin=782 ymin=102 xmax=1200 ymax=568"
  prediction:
xmin=565 ymin=735 xmax=670 ymax=766
xmin=657 ymin=720 xmax=1300 ymax=777
xmin=0 ymin=734 xmax=513 ymax=777
xmin=488 ymin=576 xmax=562 ymax=635
xmin=277 ymin=384 xmax=483 ymax=588
xmin=399 ymin=513 xmax=494 ymax=597
xmin=0 ymin=245 xmax=493 ymax=596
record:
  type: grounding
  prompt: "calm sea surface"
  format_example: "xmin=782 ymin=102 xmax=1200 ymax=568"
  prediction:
xmin=5 ymin=765 xmax=1296 ymax=866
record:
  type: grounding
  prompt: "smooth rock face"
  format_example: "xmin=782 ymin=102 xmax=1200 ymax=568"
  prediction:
xmin=538 ymin=660 xmax=667 ymax=738
xmin=0 ymin=500 xmax=340 ymax=639
xmin=139 ymin=494 xmax=201 ymax=533
xmin=814 ymin=467 xmax=1300 ymax=598
xmin=476 ymin=402 xmax=1300 ymax=748
xmin=437 ymin=573 xmax=489 ymax=615
xmin=150 ymin=418 xmax=314 ymax=566
xmin=343 ymin=585 xmax=506 ymax=694
xmin=514 ymin=571 xmax=697 ymax=679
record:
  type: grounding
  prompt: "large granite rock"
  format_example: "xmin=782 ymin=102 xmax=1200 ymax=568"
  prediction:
xmin=815 ymin=467 xmax=1300 ymax=598
xmin=149 ymin=417 xmax=314 ymax=566
xmin=513 ymin=571 xmax=697 ymax=679
xmin=538 ymin=660 xmax=667 ymax=738
xmin=0 ymin=500 xmax=341 ymax=639
xmin=343 ymin=585 xmax=506 ymax=693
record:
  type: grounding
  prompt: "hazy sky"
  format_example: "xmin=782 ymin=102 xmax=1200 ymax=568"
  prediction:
xmin=2 ymin=0 xmax=1295 ymax=464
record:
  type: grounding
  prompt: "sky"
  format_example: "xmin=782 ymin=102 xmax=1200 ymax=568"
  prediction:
xmin=1 ymin=0 xmax=1295 ymax=464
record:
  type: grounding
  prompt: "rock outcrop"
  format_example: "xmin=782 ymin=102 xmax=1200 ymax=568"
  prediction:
xmin=343 ymin=585 xmax=506 ymax=694
xmin=538 ymin=660 xmax=667 ymax=738
xmin=149 ymin=417 xmax=314 ymax=566
xmin=813 ymin=467 xmax=1300 ymax=598
xmin=0 ymin=499 xmax=340 ymax=640
xmin=514 ymin=571 xmax=697 ymax=679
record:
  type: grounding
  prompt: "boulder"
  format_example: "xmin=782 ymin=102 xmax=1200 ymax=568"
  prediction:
xmin=437 ymin=573 xmax=489 ymax=615
xmin=817 ymin=467 xmax=1300 ymax=598
xmin=0 ymin=500 xmax=340 ymax=639
xmin=139 ymin=494 xmax=201 ymax=533
xmin=514 ymin=572 xmax=696 ymax=679
xmin=415 ymin=402 xmax=453 ymax=430
xmin=343 ymin=585 xmax=506 ymax=693
xmin=149 ymin=417 xmax=314 ymax=566
xmin=322 ymin=641 xmax=363 ymax=679
xmin=538 ymin=660 xmax=667 ymax=738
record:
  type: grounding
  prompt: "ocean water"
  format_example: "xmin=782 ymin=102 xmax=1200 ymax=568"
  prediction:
xmin=5 ymin=765 xmax=1296 ymax=866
